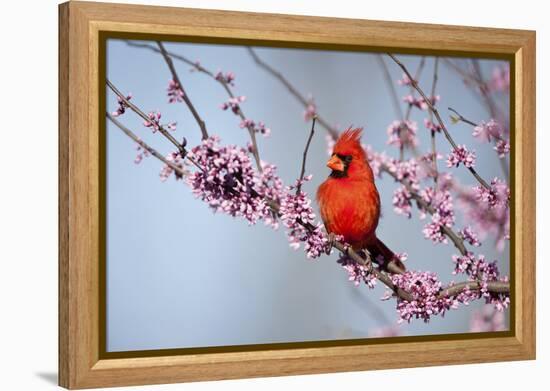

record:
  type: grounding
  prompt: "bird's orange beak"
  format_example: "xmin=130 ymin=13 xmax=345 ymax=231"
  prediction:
xmin=327 ymin=155 xmax=345 ymax=172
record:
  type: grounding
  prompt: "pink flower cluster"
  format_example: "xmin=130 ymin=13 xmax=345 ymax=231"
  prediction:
xmin=220 ymin=96 xmax=246 ymax=114
xmin=473 ymin=119 xmax=504 ymax=143
xmin=134 ymin=142 xmax=150 ymax=164
xmin=167 ymin=79 xmax=184 ymax=103
xmin=186 ymin=136 xmax=274 ymax=225
xmin=494 ymin=139 xmax=510 ymax=158
xmin=388 ymin=271 xmax=458 ymax=323
xmin=424 ymin=118 xmax=442 ymax=133
xmin=397 ymin=73 xmax=415 ymax=86
xmin=446 ymin=145 xmax=476 ymax=168
xmin=143 ymin=111 xmax=176 ymax=133
xmin=458 ymin=178 xmax=510 ymax=251
xmin=489 ymin=66 xmax=510 ymax=93
xmin=303 ymin=97 xmax=317 ymax=121
xmin=459 ymin=226 xmax=481 ymax=247
xmin=239 ymin=119 xmax=271 ymax=137
xmin=337 ymin=254 xmax=377 ymax=288
xmin=280 ymin=177 xmax=328 ymax=258
xmin=159 ymin=151 xmax=185 ymax=182
xmin=112 ymin=92 xmax=132 ymax=117
xmin=452 ymin=251 xmax=510 ymax=311
xmin=386 ymin=120 xmax=418 ymax=149
xmin=215 ymin=70 xmax=236 ymax=86
xmin=402 ymin=94 xmax=440 ymax=110
xmin=421 ymin=188 xmax=456 ymax=244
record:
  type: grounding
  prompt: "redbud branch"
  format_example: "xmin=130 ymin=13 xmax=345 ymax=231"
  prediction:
xmin=111 ymin=114 xmax=510 ymax=302
xmin=156 ymin=41 xmax=209 ymax=140
xmin=448 ymin=106 xmax=509 ymax=181
xmin=429 ymin=57 xmax=440 ymax=186
xmin=106 ymin=79 xmax=204 ymax=172
xmin=382 ymin=164 xmax=468 ymax=256
xmin=387 ymin=53 xmax=491 ymax=190
xmin=107 ymin=112 xmax=188 ymax=177
xmin=296 ymin=117 xmax=317 ymax=195
xmin=127 ymin=40 xmax=263 ymax=172
xmin=247 ymin=47 xmax=339 ymax=140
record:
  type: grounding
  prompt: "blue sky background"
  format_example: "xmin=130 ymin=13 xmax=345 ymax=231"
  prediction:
xmin=106 ymin=39 xmax=510 ymax=352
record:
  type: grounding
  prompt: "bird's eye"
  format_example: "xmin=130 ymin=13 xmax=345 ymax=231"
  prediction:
xmin=336 ymin=153 xmax=352 ymax=163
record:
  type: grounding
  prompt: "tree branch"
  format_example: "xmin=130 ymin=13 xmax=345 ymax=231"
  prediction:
xmin=107 ymin=112 xmax=188 ymax=177
xmin=128 ymin=40 xmax=263 ymax=172
xmin=387 ymin=53 xmax=491 ymax=190
xmin=296 ymin=117 xmax=317 ymax=195
xmin=156 ymin=41 xmax=209 ymax=140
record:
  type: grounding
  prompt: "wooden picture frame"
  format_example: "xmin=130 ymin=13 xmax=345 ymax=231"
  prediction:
xmin=59 ymin=1 xmax=536 ymax=389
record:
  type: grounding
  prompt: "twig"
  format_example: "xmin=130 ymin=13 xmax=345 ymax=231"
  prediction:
xmin=129 ymin=40 xmax=263 ymax=172
xmin=387 ymin=53 xmax=491 ymax=190
xmin=383 ymin=164 xmax=467 ymax=256
xmin=157 ymin=41 xmax=209 ymax=140
xmin=448 ymin=107 xmax=479 ymax=127
xmin=429 ymin=57 xmax=440 ymax=185
xmin=247 ymin=47 xmax=339 ymax=140
xmin=448 ymin=107 xmax=509 ymax=181
xmin=107 ymin=112 xmax=188 ymax=177
xmin=111 ymin=109 xmax=509 ymax=302
xmin=296 ymin=117 xmax=317 ymax=195
xmin=106 ymin=79 xmax=204 ymax=172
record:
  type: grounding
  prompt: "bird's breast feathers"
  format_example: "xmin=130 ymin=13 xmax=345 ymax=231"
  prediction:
xmin=317 ymin=178 xmax=380 ymax=246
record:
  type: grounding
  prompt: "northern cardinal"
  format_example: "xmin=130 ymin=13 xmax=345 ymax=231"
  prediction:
xmin=317 ymin=127 xmax=404 ymax=270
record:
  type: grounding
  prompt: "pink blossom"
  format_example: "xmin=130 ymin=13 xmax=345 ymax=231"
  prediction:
xmin=187 ymin=136 xmax=277 ymax=226
xmin=112 ymin=92 xmax=132 ymax=117
xmin=402 ymin=94 xmax=440 ymax=110
xmin=279 ymin=178 xmax=328 ymax=258
xmin=424 ymin=118 xmax=442 ymax=133
xmin=167 ymin=79 xmax=184 ymax=103
xmin=159 ymin=151 xmax=184 ymax=182
xmin=392 ymin=186 xmax=412 ymax=218
xmin=143 ymin=111 xmax=162 ymax=132
xmin=489 ymin=66 xmax=510 ymax=93
xmin=397 ymin=73 xmax=415 ymax=86
xmin=473 ymin=119 xmax=503 ymax=143
xmin=239 ymin=119 xmax=271 ymax=137
xmin=457 ymin=178 xmax=510 ymax=251
xmin=459 ymin=226 xmax=481 ymax=247
xmin=494 ymin=139 xmax=510 ymax=158
xmin=386 ymin=120 xmax=418 ymax=149
xmin=337 ymin=254 xmax=377 ymax=288
xmin=390 ymin=271 xmax=458 ymax=323
xmin=134 ymin=142 xmax=150 ymax=164
xmin=446 ymin=145 xmax=476 ymax=168
xmin=421 ymin=189 xmax=455 ymax=244
xmin=303 ymin=98 xmax=317 ymax=121
xmin=215 ymin=70 xmax=236 ymax=86
xmin=220 ymin=96 xmax=246 ymax=114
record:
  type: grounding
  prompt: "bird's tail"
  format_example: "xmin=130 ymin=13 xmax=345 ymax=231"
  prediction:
xmin=367 ymin=237 xmax=406 ymax=272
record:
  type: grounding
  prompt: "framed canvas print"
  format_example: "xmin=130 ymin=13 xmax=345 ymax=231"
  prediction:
xmin=58 ymin=1 xmax=536 ymax=389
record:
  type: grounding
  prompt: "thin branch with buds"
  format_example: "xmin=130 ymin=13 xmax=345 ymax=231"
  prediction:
xmin=108 ymin=49 xmax=511 ymax=318
xmin=128 ymin=40 xmax=263 ymax=172
xmin=156 ymin=41 xmax=209 ymax=140
xmin=296 ymin=117 xmax=317 ymax=195
xmin=387 ymin=53 xmax=491 ymax=190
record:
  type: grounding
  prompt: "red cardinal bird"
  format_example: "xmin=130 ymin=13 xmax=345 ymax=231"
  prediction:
xmin=317 ymin=127 xmax=404 ymax=270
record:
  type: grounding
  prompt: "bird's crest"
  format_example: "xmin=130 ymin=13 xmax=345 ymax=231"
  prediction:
xmin=333 ymin=127 xmax=365 ymax=156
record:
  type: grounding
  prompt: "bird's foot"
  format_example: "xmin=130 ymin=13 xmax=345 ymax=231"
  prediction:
xmin=325 ymin=232 xmax=337 ymax=255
